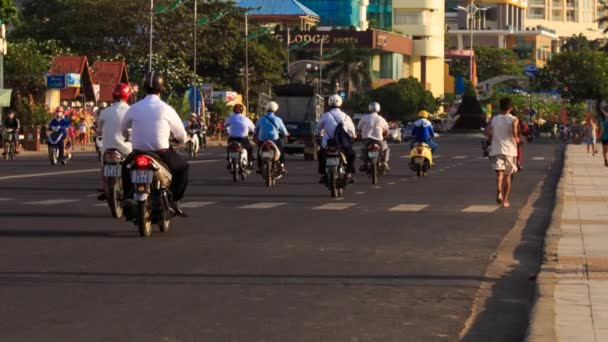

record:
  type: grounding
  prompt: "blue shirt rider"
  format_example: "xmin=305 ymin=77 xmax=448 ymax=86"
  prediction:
xmin=411 ymin=110 xmax=437 ymax=153
xmin=47 ymin=107 xmax=69 ymax=160
xmin=255 ymin=101 xmax=288 ymax=172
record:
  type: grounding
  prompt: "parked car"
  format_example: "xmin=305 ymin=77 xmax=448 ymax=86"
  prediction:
xmin=284 ymin=121 xmax=318 ymax=160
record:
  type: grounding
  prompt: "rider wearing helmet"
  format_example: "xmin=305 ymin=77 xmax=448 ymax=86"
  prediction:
xmin=317 ymin=94 xmax=357 ymax=182
xmin=47 ymin=107 xmax=69 ymax=161
xmin=121 ymin=72 xmax=189 ymax=215
xmin=255 ymin=101 xmax=288 ymax=174
xmin=412 ymin=110 xmax=438 ymax=153
xmin=3 ymin=110 xmax=21 ymax=155
xmin=357 ymin=101 xmax=390 ymax=171
xmin=224 ymin=103 xmax=255 ymax=168
xmin=187 ymin=113 xmax=205 ymax=150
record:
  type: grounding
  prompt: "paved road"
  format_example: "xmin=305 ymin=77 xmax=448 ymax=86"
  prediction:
xmin=0 ymin=135 xmax=562 ymax=341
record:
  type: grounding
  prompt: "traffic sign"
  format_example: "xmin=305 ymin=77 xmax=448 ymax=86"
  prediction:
xmin=524 ymin=63 xmax=538 ymax=77
xmin=46 ymin=75 xmax=66 ymax=89
xmin=188 ymin=86 xmax=203 ymax=115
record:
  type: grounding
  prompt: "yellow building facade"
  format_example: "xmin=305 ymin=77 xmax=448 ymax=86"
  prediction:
xmin=392 ymin=0 xmax=445 ymax=98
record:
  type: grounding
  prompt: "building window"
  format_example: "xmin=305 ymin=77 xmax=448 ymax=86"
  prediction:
xmin=566 ymin=10 xmax=576 ymax=21
xmin=529 ymin=8 xmax=545 ymax=18
xmin=394 ymin=10 xmax=421 ymax=25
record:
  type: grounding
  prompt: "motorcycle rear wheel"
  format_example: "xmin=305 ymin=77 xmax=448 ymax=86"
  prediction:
xmin=232 ymin=164 xmax=238 ymax=182
xmin=107 ymin=178 xmax=123 ymax=219
xmin=137 ymin=200 xmax=152 ymax=237
xmin=329 ymin=172 xmax=338 ymax=198
xmin=158 ymin=211 xmax=171 ymax=233
xmin=265 ymin=161 xmax=273 ymax=187
xmin=371 ymin=162 xmax=378 ymax=185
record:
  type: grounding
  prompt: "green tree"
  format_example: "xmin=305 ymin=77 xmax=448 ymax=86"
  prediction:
xmin=368 ymin=77 xmax=438 ymax=121
xmin=323 ymin=42 xmax=372 ymax=97
xmin=0 ymin=0 xmax=17 ymax=26
xmin=561 ymin=33 xmax=603 ymax=52
xmin=474 ymin=46 xmax=521 ymax=82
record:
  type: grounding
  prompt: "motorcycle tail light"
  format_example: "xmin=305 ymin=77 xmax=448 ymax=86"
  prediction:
xmin=135 ymin=155 xmax=150 ymax=168
xmin=417 ymin=149 xmax=423 ymax=154
xmin=228 ymin=144 xmax=242 ymax=152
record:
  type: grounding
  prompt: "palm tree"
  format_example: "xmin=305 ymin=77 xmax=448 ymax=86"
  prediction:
xmin=323 ymin=42 xmax=372 ymax=97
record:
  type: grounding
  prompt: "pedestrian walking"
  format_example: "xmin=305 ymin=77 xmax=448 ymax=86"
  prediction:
xmin=78 ymin=118 xmax=88 ymax=150
xmin=486 ymin=97 xmax=520 ymax=208
xmin=583 ymin=115 xmax=598 ymax=156
xmin=599 ymin=118 xmax=608 ymax=167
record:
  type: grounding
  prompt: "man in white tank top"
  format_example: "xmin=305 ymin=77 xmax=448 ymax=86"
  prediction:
xmin=487 ymin=97 xmax=520 ymax=208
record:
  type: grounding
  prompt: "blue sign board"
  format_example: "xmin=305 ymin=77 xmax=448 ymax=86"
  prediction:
xmin=524 ymin=63 xmax=538 ymax=77
xmin=189 ymin=86 xmax=203 ymax=115
xmin=66 ymin=73 xmax=81 ymax=88
xmin=46 ymin=75 xmax=66 ymax=89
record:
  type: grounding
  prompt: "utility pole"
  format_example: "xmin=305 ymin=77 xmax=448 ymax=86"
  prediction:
xmin=193 ymin=0 xmax=198 ymax=115
xmin=149 ymin=0 xmax=154 ymax=72
xmin=319 ymin=38 xmax=323 ymax=96
xmin=245 ymin=13 xmax=249 ymax=113
xmin=0 ymin=23 xmax=5 ymax=122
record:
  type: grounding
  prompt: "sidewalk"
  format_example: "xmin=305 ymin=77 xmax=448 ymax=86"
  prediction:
xmin=528 ymin=145 xmax=608 ymax=342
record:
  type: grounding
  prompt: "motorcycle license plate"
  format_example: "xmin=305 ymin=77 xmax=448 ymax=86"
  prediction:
xmin=229 ymin=152 xmax=241 ymax=159
xmin=326 ymin=158 xmax=340 ymax=166
xmin=368 ymin=151 xmax=379 ymax=158
xmin=261 ymin=151 xmax=273 ymax=159
xmin=130 ymin=170 xmax=153 ymax=184
xmin=103 ymin=164 xmax=121 ymax=177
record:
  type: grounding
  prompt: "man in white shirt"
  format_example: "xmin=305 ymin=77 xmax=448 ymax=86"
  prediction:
xmin=357 ymin=101 xmax=390 ymax=171
xmin=224 ymin=103 xmax=255 ymax=168
xmin=121 ymin=72 xmax=189 ymax=215
xmin=487 ymin=97 xmax=519 ymax=208
xmin=316 ymin=94 xmax=357 ymax=182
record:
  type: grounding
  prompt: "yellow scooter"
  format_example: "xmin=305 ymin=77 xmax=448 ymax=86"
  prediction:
xmin=409 ymin=142 xmax=433 ymax=177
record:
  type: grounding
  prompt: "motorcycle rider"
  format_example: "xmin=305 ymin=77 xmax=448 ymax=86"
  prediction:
xmin=187 ymin=113 xmax=205 ymax=148
xmin=224 ymin=103 xmax=255 ymax=169
xmin=255 ymin=101 xmax=288 ymax=174
xmin=47 ymin=107 xmax=69 ymax=161
xmin=357 ymin=101 xmax=390 ymax=171
xmin=317 ymin=94 xmax=357 ymax=183
xmin=120 ymin=72 xmax=189 ymax=216
xmin=411 ymin=110 xmax=438 ymax=153
xmin=2 ymin=110 xmax=21 ymax=155
xmin=96 ymin=83 xmax=133 ymax=200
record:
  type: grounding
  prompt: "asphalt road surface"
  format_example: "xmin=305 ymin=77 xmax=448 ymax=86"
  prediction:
xmin=0 ymin=134 xmax=563 ymax=342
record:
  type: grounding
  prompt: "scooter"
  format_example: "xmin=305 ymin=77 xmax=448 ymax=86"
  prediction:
xmin=259 ymin=140 xmax=282 ymax=187
xmin=48 ymin=127 xmax=69 ymax=165
xmin=409 ymin=142 xmax=433 ymax=177
xmin=324 ymin=141 xmax=348 ymax=198
xmin=102 ymin=148 xmax=126 ymax=219
xmin=363 ymin=141 xmax=385 ymax=185
xmin=227 ymin=141 xmax=250 ymax=182
xmin=185 ymin=128 xmax=200 ymax=159
xmin=123 ymin=152 xmax=175 ymax=237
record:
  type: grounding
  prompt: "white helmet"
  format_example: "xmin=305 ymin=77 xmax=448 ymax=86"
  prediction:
xmin=328 ymin=94 xmax=343 ymax=108
xmin=368 ymin=101 xmax=380 ymax=113
xmin=265 ymin=101 xmax=279 ymax=113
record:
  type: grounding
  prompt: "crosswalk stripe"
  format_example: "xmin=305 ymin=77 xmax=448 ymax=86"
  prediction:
xmin=241 ymin=202 xmax=286 ymax=209
xmin=25 ymin=199 xmax=79 ymax=205
xmin=181 ymin=201 xmax=214 ymax=208
xmin=388 ymin=182 xmax=396 ymax=185
xmin=313 ymin=203 xmax=356 ymax=210
xmin=94 ymin=203 xmax=107 ymax=207
xmin=389 ymin=204 xmax=428 ymax=212
xmin=355 ymin=192 xmax=366 ymax=195
xmin=532 ymin=157 xmax=545 ymax=161
xmin=462 ymin=205 xmax=499 ymax=213
xmin=0 ymin=197 xmax=12 ymax=201
xmin=453 ymin=156 xmax=467 ymax=159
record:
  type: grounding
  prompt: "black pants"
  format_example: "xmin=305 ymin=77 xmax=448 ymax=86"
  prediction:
xmin=257 ymin=139 xmax=285 ymax=169
xmin=318 ymin=144 xmax=356 ymax=174
xmin=227 ymin=137 xmax=254 ymax=164
xmin=123 ymin=149 xmax=189 ymax=202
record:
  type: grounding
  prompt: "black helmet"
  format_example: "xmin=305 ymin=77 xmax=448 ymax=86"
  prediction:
xmin=144 ymin=71 xmax=165 ymax=94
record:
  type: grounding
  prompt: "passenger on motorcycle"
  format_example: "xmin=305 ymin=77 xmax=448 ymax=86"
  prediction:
xmin=96 ymin=83 xmax=133 ymax=200
xmin=225 ymin=103 xmax=255 ymax=168
xmin=187 ymin=113 xmax=205 ymax=148
xmin=255 ymin=101 xmax=288 ymax=174
xmin=47 ymin=107 xmax=69 ymax=161
xmin=411 ymin=110 xmax=438 ymax=153
xmin=358 ymin=101 xmax=390 ymax=171
xmin=317 ymin=94 xmax=357 ymax=183
xmin=3 ymin=111 xmax=21 ymax=155
xmin=120 ymin=72 xmax=189 ymax=216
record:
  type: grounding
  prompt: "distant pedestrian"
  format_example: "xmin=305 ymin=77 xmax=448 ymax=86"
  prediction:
xmin=487 ymin=97 xmax=520 ymax=208
xmin=583 ymin=115 xmax=598 ymax=157
xmin=599 ymin=119 xmax=608 ymax=167
xmin=78 ymin=118 xmax=87 ymax=150
xmin=216 ymin=121 xmax=224 ymax=146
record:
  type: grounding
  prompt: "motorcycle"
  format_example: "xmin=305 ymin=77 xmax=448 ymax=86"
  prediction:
xmin=102 ymin=148 xmax=126 ymax=219
xmin=409 ymin=142 xmax=433 ymax=177
xmin=227 ymin=141 xmax=250 ymax=182
xmin=185 ymin=128 xmax=200 ymax=159
xmin=48 ymin=126 xmax=69 ymax=166
xmin=364 ymin=141 xmax=385 ymax=185
xmin=3 ymin=129 xmax=16 ymax=161
xmin=123 ymin=152 xmax=174 ymax=237
xmin=324 ymin=141 xmax=348 ymax=198
xmin=259 ymin=140 xmax=282 ymax=187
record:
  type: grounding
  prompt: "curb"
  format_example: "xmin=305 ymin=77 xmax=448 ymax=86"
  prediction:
xmin=524 ymin=147 xmax=567 ymax=342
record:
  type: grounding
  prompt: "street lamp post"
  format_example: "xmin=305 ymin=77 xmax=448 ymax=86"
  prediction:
xmin=245 ymin=13 xmax=249 ymax=112
xmin=457 ymin=1 xmax=487 ymax=83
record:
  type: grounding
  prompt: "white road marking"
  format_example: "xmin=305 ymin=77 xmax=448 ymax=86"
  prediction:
xmin=388 ymin=182 xmax=396 ymax=185
xmin=0 ymin=168 xmax=99 ymax=181
xmin=355 ymin=192 xmax=366 ymax=195
xmin=0 ymin=197 xmax=12 ymax=201
xmin=462 ymin=205 xmax=499 ymax=213
xmin=25 ymin=199 xmax=79 ymax=205
xmin=532 ymin=157 xmax=545 ymax=161
xmin=313 ymin=203 xmax=356 ymax=210
xmin=94 ymin=203 xmax=107 ymax=207
xmin=189 ymin=159 xmax=221 ymax=165
xmin=241 ymin=202 xmax=286 ymax=209
xmin=453 ymin=156 xmax=467 ymax=159
xmin=181 ymin=201 xmax=214 ymax=208
xmin=434 ymin=155 xmax=441 ymax=159
xmin=389 ymin=204 xmax=428 ymax=212
xmin=87 ymin=194 xmax=98 ymax=197
xmin=373 ymin=186 xmax=382 ymax=189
